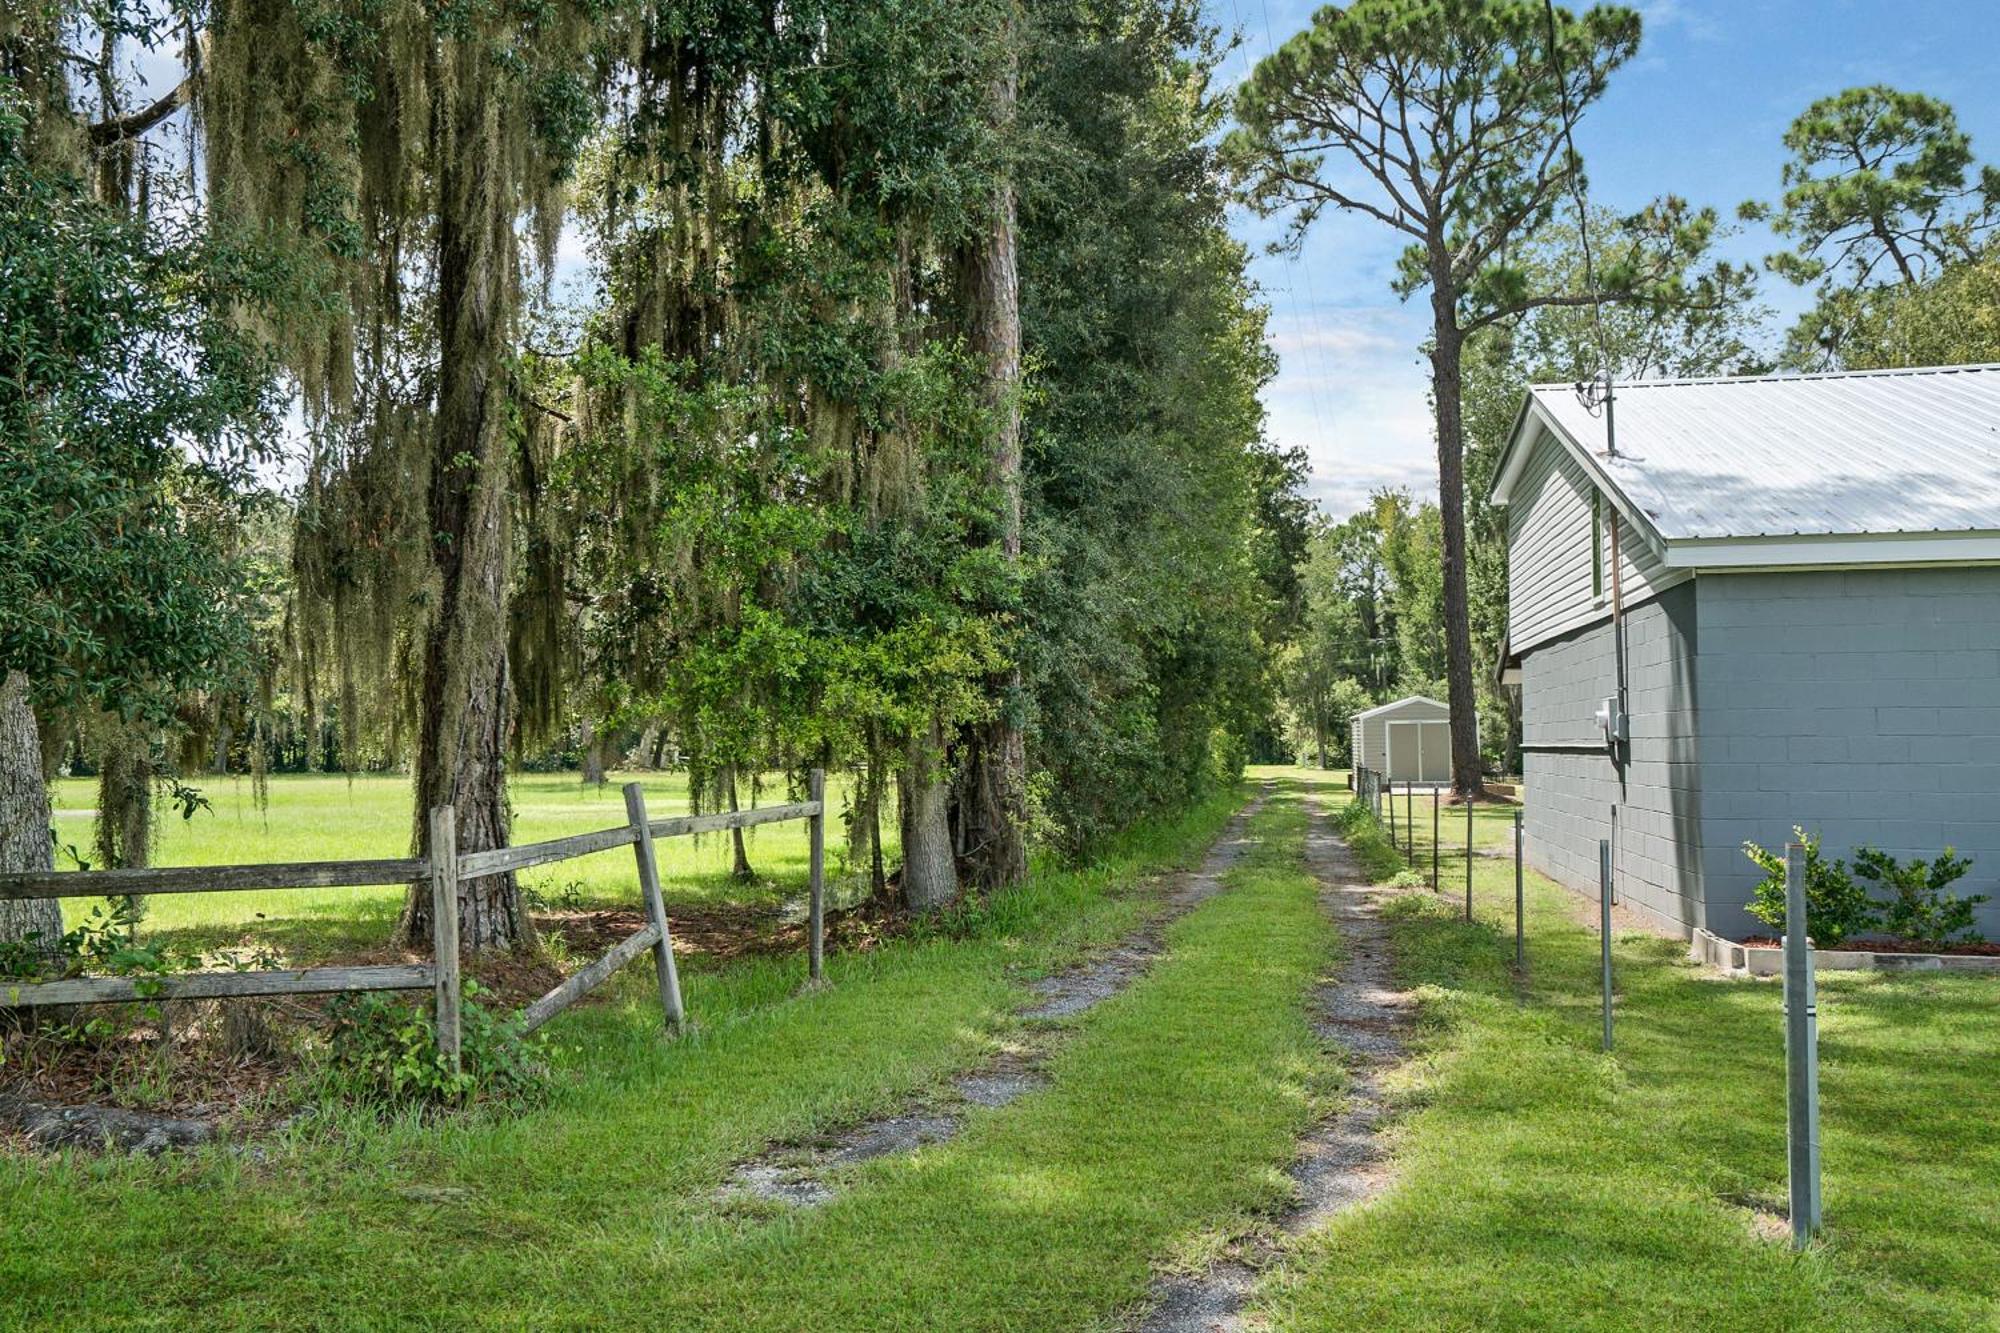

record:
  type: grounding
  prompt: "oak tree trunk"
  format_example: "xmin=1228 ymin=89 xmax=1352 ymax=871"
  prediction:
xmin=0 ymin=672 xmax=62 ymax=962
xmin=401 ymin=43 xmax=530 ymax=954
xmin=580 ymin=720 xmax=605 ymax=786
xmin=954 ymin=14 xmax=1028 ymax=891
xmin=1427 ymin=285 xmax=1487 ymax=800
xmin=726 ymin=766 xmax=753 ymax=881
xmin=899 ymin=717 xmax=959 ymax=912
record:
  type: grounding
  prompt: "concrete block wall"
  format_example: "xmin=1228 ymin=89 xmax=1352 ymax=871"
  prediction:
xmin=1695 ymin=567 xmax=2000 ymax=939
xmin=1520 ymin=584 xmax=1704 ymax=937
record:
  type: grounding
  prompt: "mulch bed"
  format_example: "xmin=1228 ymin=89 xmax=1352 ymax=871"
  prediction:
xmin=1738 ymin=935 xmax=2000 ymax=957
xmin=2 ymin=895 xmax=913 ymax=1142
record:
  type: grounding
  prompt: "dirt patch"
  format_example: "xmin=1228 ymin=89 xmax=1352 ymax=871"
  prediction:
xmin=1021 ymin=832 xmax=1251 ymax=1022
xmin=1136 ymin=795 xmax=1414 ymax=1332
xmin=721 ymin=794 xmax=1266 ymax=1211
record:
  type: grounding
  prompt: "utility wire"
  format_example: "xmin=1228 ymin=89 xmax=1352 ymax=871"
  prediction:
xmin=1543 ymin=0 xmax=1618 ymax=441
xmin=1224 ymin=0 xmax=1338 ymax=444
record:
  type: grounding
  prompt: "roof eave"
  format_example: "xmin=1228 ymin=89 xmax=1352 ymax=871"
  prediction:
xmin=1491 ymin=392 xmax=1671 ymax=556
xmin=1663 ymin=530 xmax=2000 ymax=570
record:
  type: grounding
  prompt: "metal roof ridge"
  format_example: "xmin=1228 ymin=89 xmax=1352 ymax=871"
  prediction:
xmin=1527 ymin=361 xmax=2000 ymax=393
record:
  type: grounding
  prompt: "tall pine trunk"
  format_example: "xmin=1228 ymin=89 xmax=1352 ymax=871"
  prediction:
xmin=1427 ymin=282 xmax=1486 ymax=800
xmin=0 ymin=672 xmax=61 ymax=962
xmin=955 ymin=13 xmax=1028 ymax=891
xmin=401 ymin=42 xmax=530 ymax=954
xmin=899 ymin=717 xmax=958 ymax=911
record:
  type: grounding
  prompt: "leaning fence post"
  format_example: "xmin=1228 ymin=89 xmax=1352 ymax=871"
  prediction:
xmin=428 ymin=806 xmax=461 ymax=1075
xmin=1598 ymin=838 xmax=1614 ymax=1052
xmin=1464 ymin=794 xmax=1474 ymax=923
xmin=624 ymin=783 xmax=686 ymax=1030
xmin=1513 ymin=808 xmax=1525 ymax=972
xmin=808 ymin=767 xmax=826 ymax=985
xmin=1784 ymin=840 xmax=1823 ymax=1248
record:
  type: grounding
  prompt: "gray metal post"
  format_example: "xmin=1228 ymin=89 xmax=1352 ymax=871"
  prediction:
xmin=1513 ymin=808 xmax=1524 ymax=970
xmin=1599 ymin=838 xmax=1613 ymax=1052
xmin=1784 ymin=841 xmax=1823 ymax=1248
xmin=1431 ymin=786 xmax=1440 ymax=892
xmin=1465 ymin=795 xmax=1474 ymax=922
xmin=1406 ymin=784 xmax=1415 ymax=858
xmin=807 ymin=768 xmax=826 ymax=984
xmin=1387 ymin=775 xmax=1396 ymax=842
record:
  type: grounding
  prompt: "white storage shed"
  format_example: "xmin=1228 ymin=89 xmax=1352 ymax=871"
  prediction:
xmin=1349 ymin=695 xmax=1453 ymax=784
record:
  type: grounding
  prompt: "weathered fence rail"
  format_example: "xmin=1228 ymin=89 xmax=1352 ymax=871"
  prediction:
xmin=0 ymin=773 xmax=829 ymax=1072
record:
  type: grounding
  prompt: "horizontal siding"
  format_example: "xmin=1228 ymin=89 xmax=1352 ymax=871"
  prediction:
xmin=1354 ymin=699 xmax=1450 ymax=777
xmin=1507 ymin=424 xmax=1688 ymax=656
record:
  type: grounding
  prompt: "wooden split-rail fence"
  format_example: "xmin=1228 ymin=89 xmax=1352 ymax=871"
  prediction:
xmin=0 ymin=773 xmax=828 ymax=1071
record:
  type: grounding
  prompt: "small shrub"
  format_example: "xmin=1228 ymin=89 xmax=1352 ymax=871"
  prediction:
xmin=1853 ymin=846 xmax=1987 ymax=947
xmin=0 ymin=897 xmax=194 ymax=994
xmin=323 ymin=982 xmax=548 ymax=1108
xmin=1743 ymin=828 xmax=1876 ymax=947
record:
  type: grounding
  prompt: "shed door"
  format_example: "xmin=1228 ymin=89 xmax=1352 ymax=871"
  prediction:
xmin=1385 ymin=721 xmax=1415 ymax=781
xmin=1417 ymin=721 xmax=1451 ymax=783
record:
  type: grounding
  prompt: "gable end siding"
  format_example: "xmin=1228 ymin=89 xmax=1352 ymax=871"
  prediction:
xmin=1507 ymin=425 xmax=1687 ymax=655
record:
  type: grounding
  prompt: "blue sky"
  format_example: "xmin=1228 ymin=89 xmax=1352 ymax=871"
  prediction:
xmin=1214 ymin=0 xmax=2000 ymax=518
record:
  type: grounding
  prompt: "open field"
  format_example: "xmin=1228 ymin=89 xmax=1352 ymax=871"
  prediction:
xmin=1260 ymin=768 xmax=2000 ymax=1331
xmin=45 ymin=771 xmax=875 ymax=957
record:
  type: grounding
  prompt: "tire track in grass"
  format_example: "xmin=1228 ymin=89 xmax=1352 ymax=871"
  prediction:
xmin=719 ymin=788 xmax=1270 ymax=1208
xmin=1138 ymin=791 xmax=1414 ymax=1332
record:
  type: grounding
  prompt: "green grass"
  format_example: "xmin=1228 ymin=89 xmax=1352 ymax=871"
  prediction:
xmin=1256 ymin=768 xmax=2000 ymax=1332
xmin=3 ymin=781 xmax=1329 ymax=1330
xmin=18 ymin=769 xmax=1996 ymax=1329
xmin=46 ymin=771 xmax=869 ymax=957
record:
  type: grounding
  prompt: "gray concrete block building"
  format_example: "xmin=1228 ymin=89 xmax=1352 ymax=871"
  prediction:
xmin=1490 ymin=364 xmax=2000 ymax=941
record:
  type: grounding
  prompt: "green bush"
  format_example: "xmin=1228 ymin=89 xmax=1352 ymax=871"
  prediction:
xmin=0 ymin=896 xmax=193 ymax=993
xmin=1743 ymin=828 xmax=1876 ymax=947
xmin=322 ymin=982 xmax=548 ymax=1108
xmin=1853 ymin=846 xmax=1987 ymax=946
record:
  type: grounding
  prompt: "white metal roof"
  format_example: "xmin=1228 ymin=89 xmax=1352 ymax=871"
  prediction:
xmin=1350 ymin=695 xmax=1449 ymax=721
xmin=1493 ymin=363 xmax=2000 ymax=568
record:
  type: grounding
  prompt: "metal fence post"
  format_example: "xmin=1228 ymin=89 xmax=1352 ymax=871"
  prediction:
xmin=624 ymin=782 xmax=686 ymax=1030
xmin=1387 ymin=773 xmax=1396 ymax=843
xmin=1465 ymin=794 xmax=1475 ymax=923
xmin=1599 ymin=838 xmax=1614 ymax=1052
xmin=808 ymin=768 xmax=826 ymax=985
xmin=1785 ymin=840 xmax=1823 ymax=1248
xmin=1514 ymin=808 xmax=1525 ymax=971
xmin=1431 ymin=785 xmax=1440 ymax=892
xmin=427 ymin=806 xmax=461 ymax=1075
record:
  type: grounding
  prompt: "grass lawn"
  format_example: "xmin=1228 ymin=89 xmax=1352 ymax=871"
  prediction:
xmin=1257 ymin=768 xmax=2000 ymax=1332
xmin=45 ymin=770 xmax=870 ymax=957
xmin=13 ymin=769 xmax=1996 ymax=1329
xmin=2 ymin=781 xmax=1337 ymax=1329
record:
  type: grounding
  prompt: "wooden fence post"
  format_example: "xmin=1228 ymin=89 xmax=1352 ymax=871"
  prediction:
xmin=808 ymin=768 xmax=826 ymax=985
xmin=624 ymin=783 xmax=685 ymax=1030
xmin=428 ymin=806 xmax=461 ymax=1075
